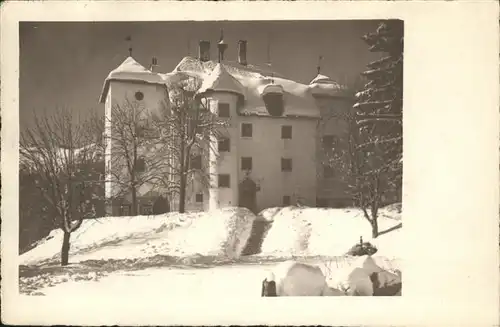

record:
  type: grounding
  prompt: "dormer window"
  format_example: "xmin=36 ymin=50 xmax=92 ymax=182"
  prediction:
xmin=263 ymin=93 xmax=284 ymax=117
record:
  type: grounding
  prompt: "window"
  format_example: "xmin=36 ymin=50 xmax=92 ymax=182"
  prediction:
xmin=135 ymin=157 xmax=146 ymax=173
xmin=135 ymin=91 xmax=144 ymax=101
xmin=241 ymin=157 xmax=253 ymax=171
xmin=195 ymin=193 xmax=203 ymax=203
xmin=191 ymin=155 xmax=202 ymax=170
xmin=323 ymin=165 xmax=335 ymax=178
xmin=141 ymin=205 xmax=153 ymax=215
xmin=218 ymin=137 xmax=230 ymax=152
xmin=322 ymin=135 xmax=337 ymax=148
xmin=218 ymin=103 xmax=230 ymax=117
xmin=120 ymin=205 xmax=131 ymax=216
xmin=136 ymin=125 xmax=145 ymax=138
xmin=283 ymin=195 xmax=291 ymax=206
xmin=281 ymin=158 xmax=292 ymax=172
xmin=218 ymin=174 xmax=230 ymax=188
xmin=263 ymin=93 xmax=284 ymax=116
xmin=281 ymin=125 xmax=292 ymax=139
xmin=241 ymin=123 xmax=253 ymax=138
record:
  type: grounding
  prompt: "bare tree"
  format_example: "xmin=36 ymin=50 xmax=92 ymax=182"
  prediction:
xmin=152 ymin=78 xmax=228 ymax=213
xmin=20 ymin=107 xmax=103 ymax=266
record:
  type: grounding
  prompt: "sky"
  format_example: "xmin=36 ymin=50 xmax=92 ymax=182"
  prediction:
xmin=20 ymin=20 xmax=381 ymax=131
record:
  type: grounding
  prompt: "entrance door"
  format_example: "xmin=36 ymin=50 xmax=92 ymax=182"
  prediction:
xmin=239 ymin=178 xmax=257 ymax=213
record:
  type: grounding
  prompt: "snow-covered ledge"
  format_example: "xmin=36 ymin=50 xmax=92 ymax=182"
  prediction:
xmin=258 ymin=83 xmax=284 ymax=96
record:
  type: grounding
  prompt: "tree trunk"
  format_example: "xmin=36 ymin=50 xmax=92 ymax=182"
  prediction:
xmin=178 ymin=138 xmax=186 ymax=213
xmin=61 ymin=231 xmax=71 ymax=266
xmin=131 ymin=186 xmax=138 ymax=215
xmin=179 ymin=173 xmax=186 ymax=213
xmin=371 ymin=218 xmax=379 ymax=238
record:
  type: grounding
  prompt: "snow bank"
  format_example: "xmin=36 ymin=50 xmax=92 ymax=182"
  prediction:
xmin=20 ymin=208 xmax=256 ymax=265
xmin=320 ymin=255 xmax=401 ymax=296
xmin=259 ymin=207 xmax=313 ymax=256
xmin=20 ymin=213 xmax=187 ymax=265
xmin=260 ymin=205 xmax=401 ymax=258
xmin=165 ymin=207 xmax=256 ymax=259
xmin=379 ymin=203 xmax=402 ymax=220
xmin=256 ymin=207 xmax=282 ymax=222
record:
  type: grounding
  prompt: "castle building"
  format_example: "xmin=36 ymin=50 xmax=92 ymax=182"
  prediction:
xmin=99 ymin=37 xmax=354 ymax=215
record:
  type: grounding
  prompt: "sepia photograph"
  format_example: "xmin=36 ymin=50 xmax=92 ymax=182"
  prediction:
xmin=18 ymin=19 xmax=403 ymax=298
xmin=2 ymin=0 xmax=499 ymax=326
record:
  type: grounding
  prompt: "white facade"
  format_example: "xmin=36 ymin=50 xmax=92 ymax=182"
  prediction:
xmin=100 ymin=49 xmax=352 ymax=214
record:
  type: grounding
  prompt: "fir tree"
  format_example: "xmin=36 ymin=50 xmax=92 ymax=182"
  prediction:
xmin=330 ymin=20 xmax=404 ymax=238
xmin=354 ymin=20 xmax=403 ymax=237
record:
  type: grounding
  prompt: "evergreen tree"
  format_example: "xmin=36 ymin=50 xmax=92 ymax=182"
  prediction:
xmin=355 ymin=20 xmax=403 ymax=164
xmin=354 ymin=20 xmax=403 ymax=237
xmin=330 ymin=20 xmax=404 ymax=238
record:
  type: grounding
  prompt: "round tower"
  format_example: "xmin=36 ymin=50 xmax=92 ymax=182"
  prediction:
xmin=99 ymin=56 xmax=168 ymax=215
xmin=198 ymin=63 xmax=246 ymax=211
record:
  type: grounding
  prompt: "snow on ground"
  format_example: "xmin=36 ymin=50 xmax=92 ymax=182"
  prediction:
xmin=34 ymin=264 xmax=267 ymax=298
xmin=28 ymin=255 xmax=400 ymax=298
xmin=20 ymin=204 xmax=402 ymax=297
xmin=20 ymin=207 xmax=256 ymax=266
xmin=259 ymin=205 xmax=402 ymax=259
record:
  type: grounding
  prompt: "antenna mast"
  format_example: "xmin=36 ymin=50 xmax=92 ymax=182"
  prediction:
xmin=267 ymin=32 xmax=274 ymax=84
xmin=125 ymin=35 xmax=133 ymax=56
xmin=317 ymin=55 xmax=323 ymax=75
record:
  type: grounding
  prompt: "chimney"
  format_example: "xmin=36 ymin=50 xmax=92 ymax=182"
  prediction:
xmin=199 ymin=40 xmax=210 ymax=62
xmin=217 ymin=30 xmax=228 ymax=63
xmin=150 ymin=56 xmax=158 ymax=72
xmin=238 ymin=40 xmax=247 ymax=66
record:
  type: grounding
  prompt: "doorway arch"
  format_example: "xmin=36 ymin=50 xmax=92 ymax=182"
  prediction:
xmin=239 ymin=178 xmax=257 ymax=214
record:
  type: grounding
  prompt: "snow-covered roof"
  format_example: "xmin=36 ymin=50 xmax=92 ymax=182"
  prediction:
xmin=99 ymin=56 xmax=167 ymax=103
xmin=100 ymin=55 xmax=349 ymax=119
xmin=198 ymin=63 xmax=246 ymax=98
xmin=173 ymin=56 xmax=284 ymax=79
xmin=309 ymin=73 xmax=347 ymax=97
xmin=172 ymin=56 xmax=322 ymax=119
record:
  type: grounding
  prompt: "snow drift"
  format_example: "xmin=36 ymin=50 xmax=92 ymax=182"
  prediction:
xmin=259 ymin=205 xmax=402 ymax=259
xmin=20 ymin=207 xmax=256 ymax=265
xmin=320 ymin=255 xmax=402 ymax=296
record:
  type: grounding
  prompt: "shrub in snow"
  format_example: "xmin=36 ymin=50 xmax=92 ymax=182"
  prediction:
xmin=346 ymin=237 xmax=378 ymax=256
